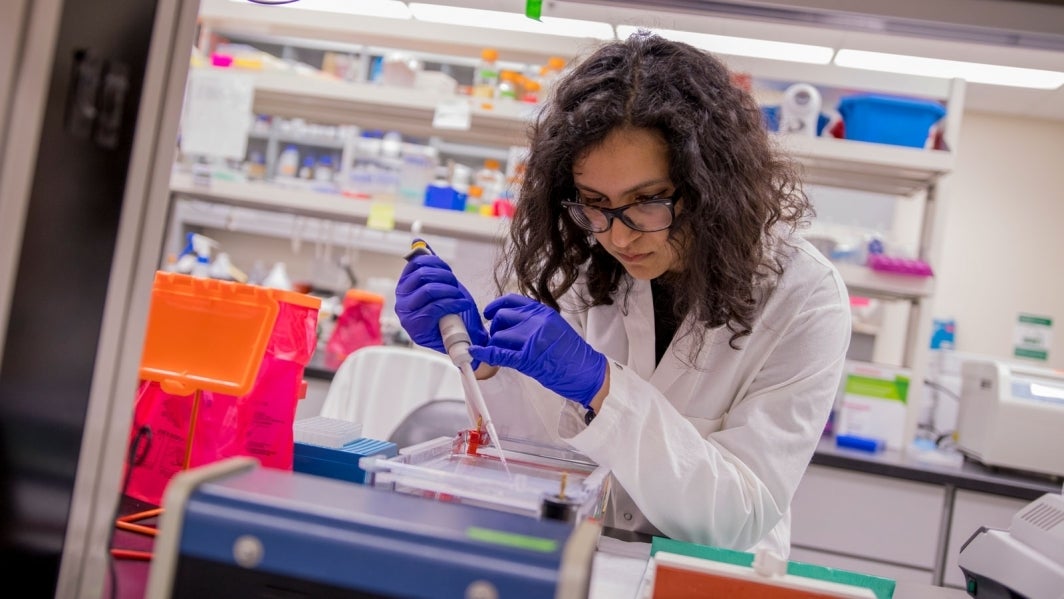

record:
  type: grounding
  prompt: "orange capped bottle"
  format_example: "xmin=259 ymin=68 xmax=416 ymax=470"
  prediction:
xmin=472 ymin=48 xmax=500 ymax=99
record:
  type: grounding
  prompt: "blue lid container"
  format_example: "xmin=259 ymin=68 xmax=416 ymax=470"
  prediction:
xmin=424 ymin=184 xmax=466 ymax=211
xmin=837 ymin=94 xmax=946 ymax=148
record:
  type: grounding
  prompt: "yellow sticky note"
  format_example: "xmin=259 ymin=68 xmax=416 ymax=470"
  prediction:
xmin=367 ymin=202 xmax=395 ymax=231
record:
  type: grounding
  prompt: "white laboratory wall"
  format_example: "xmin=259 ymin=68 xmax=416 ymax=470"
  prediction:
xmin=933 ymin=112 xmax=1064 ymax=370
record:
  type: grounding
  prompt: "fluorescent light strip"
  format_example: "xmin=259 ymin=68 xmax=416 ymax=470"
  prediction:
xmin=616 ymin=25 xmax=833 ymax=65
xmin=835 ymin=49 xmax=1064 ymax=90
xmin=267 ymin=0 xmax=412 ymax=19
xmin=409 ymin=3 xmax=615 ymax=39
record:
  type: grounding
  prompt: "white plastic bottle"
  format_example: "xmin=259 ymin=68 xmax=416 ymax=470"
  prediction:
xmin=314 ymin=155 xmax=335 ymax=182
xmin=398 ymin=144 xmax=439 ymax=206
xmin=208 ymin=252 xmax=238 ymax=281
xmin=497 ymin=70 xmax=518 ymax=101
xmin=779 ymin=83 xmax=822 ymax=136
xmin=277 ymin=144 xmax=300 ymax=179
xmin=299 ymin=155 xmax=315 ymax=180
xmin=451 ymin=163 xmax=472 ymax=211
xmin=474 ymin=158 xmax=505 ymax=205
xmin=191 ymin=255 xmax=211 ymax=278
xmin=262 ymin=261 xmax=293 ymax=290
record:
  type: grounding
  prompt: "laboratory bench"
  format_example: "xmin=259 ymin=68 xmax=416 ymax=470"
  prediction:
xmin=791 ymin=436 xmax=1061 ymax=589
xmin=810 ymin=436 xmax=1060 ymax=501
xmin=299 ymin=350 xmax=1058 ymax=589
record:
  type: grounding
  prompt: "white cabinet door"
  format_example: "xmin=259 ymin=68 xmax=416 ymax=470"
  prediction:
xmin=791 ymin=464 xmax=946 ymax=569
xmin=942 ymin=490 xmax=1030 ymax=588
xmin=789 ymin=546 xmax=934 ymax=584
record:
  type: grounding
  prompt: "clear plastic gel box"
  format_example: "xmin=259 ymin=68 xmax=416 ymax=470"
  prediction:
xmin=359 ymin=432 xmax=610 ymax=524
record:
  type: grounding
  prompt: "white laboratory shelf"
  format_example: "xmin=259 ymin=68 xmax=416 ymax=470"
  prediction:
xmin=246 ymin=70 xmax=539 ymax=148
xmin=199 ymin=0 xmax=958 ymax=196
xmin=776 ymin=135 xmax=953 ymax=197
xmin=169 ymin=172 xmax=508 ymax=244
xmin=834 ymin=262 xmax=935 ymax=301
xmin=233 ymin=69 xmax=954 ymax=196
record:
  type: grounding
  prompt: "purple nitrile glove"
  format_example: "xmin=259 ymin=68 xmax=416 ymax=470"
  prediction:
xmin=394 ymin=254 xmax=488 ymax=359
xmin=470 ymin=294 xmax=607 ymax=408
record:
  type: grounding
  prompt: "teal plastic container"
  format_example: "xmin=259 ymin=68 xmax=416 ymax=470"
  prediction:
xmin=838 ymin=94 xmax=946 ymax=148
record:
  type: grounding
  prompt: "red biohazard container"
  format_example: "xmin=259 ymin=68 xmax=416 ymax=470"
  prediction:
xmin=125 ymin=272 xmax=320 ymax=506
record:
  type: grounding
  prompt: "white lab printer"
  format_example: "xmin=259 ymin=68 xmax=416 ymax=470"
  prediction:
xmin=956 ymin=359 xmax=1064 ymax=479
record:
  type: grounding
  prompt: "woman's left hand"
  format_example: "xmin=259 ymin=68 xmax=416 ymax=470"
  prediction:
xmin=470 ymin=294 xmax=607 ymax=408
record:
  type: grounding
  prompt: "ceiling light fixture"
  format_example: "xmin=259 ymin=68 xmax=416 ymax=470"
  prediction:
xmin=616 ymin=25 xmax=834 ymax=65
xmin=834 ymin=49 xmax=1064 ymax=90
xmin=409 ymin=3 xmax=615 ymax=39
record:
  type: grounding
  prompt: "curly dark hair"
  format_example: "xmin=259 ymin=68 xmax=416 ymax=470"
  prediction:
xmin=496 ymin=31 xmax=812 ymax=350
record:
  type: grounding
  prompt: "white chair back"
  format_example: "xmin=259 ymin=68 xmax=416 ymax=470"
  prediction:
xmin=319 ymin=345 xmax=465 ymax=440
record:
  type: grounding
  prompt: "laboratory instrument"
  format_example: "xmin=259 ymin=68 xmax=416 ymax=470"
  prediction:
xmin=957 ymin=491 xmax=1064 ymax=598
xmin=955 ymin=358 xmax=1064 ymax=478
xmin=145 ymin=457 xmax=600 ymax=599
xmin=360 ymin=432 xmax=610 ymax=523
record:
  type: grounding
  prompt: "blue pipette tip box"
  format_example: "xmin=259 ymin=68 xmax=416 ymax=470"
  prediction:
xmin=293 ymin=438 xmax=398 ymax=484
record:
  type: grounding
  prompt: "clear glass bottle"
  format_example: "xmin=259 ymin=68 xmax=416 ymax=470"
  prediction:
xmin=472 ymin=48 xmax=500 ymax=100
xmin=474 ymin=158 xmax=505 ymax=204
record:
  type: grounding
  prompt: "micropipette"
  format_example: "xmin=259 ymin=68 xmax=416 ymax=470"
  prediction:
xmin=403 ymin=239 xmax=510 ymax=473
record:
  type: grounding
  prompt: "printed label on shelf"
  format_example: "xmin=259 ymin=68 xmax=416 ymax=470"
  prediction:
xmin=367 ymin=202 xmax=396 ymax=231
xmin=432 ymin=97 xmax=472 ymax=130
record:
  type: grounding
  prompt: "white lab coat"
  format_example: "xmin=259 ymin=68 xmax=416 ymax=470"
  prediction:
xmin=476 ymin=234 xmax=851 ymax=557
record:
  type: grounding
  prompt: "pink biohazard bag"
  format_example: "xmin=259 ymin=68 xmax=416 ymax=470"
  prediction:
xmin=123 ymin=273 xmax=319 ymax=506
xmin=324 ymin=289 xmax=384 ymax=370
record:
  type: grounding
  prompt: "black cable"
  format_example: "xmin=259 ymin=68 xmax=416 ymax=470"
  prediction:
xmin=107 ymin=425 xmax=153 ymax=599
xmin=923 ymin=378 xmax=962 ymax=402
xmin=920 ymin=378 xmax=963 ymax=447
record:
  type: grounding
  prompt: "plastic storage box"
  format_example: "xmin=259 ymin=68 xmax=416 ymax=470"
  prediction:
xmin=837 ymin=94 xmax=946 ymax=148
xmin=360 ymin=433 xmax=610 ymax=523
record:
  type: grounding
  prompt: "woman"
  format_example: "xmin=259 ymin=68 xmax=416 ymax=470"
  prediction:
xmin=395 ymin=31 xmax=850 ymax=557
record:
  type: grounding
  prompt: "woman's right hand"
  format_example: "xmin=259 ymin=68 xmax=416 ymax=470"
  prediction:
xmin=394 ymin=254 xmax=488 ymax=355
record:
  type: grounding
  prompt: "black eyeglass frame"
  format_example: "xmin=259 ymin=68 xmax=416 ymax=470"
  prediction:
xmin=561 ymin=197 xmax=677 ymax=233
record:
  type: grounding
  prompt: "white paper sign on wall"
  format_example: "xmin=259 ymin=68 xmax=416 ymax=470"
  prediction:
xmin=1013 ymin=313 xmax=1052 ymax=361
xmin=181 ymin=69 xmax=254 ymax=160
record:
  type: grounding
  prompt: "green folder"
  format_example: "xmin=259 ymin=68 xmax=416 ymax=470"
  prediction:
xmin=650 ymin=537 xmax=896 ymax=599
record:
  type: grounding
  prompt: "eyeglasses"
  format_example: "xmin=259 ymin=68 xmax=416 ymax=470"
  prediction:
xmin=561 ymin=197 xmax=676 ymax=233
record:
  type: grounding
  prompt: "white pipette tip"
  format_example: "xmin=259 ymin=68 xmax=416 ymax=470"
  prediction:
xmin=411 ymin=220 xmax=423 ymax=236
xmin=458 ymin=362 xmax=511 ymax=476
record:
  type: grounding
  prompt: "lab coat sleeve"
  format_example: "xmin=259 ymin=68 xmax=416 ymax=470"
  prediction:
xmin=566 ymin=269 xmax=851 ymax=550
